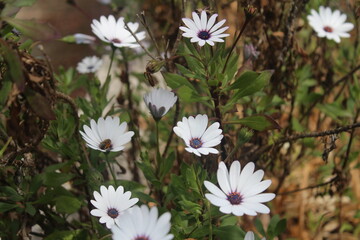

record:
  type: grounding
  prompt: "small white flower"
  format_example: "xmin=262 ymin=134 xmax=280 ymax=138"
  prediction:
xmin=111 ymin=205 xmax=173 ymax=240
xmin=80 ymin=116 xmax=134 ymax=152
xmin=143 ymin=88 xmax=177 ymax=120
xmin=245 ymin=231 xmax=266 ymax=240
xmin=76 ymin=56 xmax=103 ymax=74
xmin=307 ymin=6 xmax=354 ymax=43
xmin=91 ymin=15 xmax=145 ymax=48
xmin=173 ymin=114 xmax=223 ymax=156
xmin=204 ymin=161 xmax=275 ymax=216
xmin=73 ymin=33 xmax=96 ymax=44
xmin=90 ymin=185 xmax=139 ymax=229
xmin=180 ymin=11 xmax=229 ymax=46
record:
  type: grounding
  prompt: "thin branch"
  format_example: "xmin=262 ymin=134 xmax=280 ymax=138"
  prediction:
xmin=247 ymin=121 xmax=360 ymax=161
xmin=123 ymin=21 xmax=156 ymax=60
xmin=277 ymin=176 xmax=337 ymax=195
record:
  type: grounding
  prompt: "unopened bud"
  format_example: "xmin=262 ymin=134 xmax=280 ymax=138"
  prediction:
xmin=144 ymin=72 xmax=158 ymax=87
xmin=244 ymin=5 xmax=257 ymax=19
xmin=146 ymin=58 xmax=165 ymax=74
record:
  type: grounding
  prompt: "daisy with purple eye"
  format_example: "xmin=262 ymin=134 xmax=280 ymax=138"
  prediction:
xmin=173 ymin=114 xmax=223 ymax=156
xmin=180 ymin=11 xmax=230 ymax=46
xmin=91 ymin=15 xmax=145 ymax=48
xmin=204 ymin=161 xmax=275 ymax=216
xmin=111 ymin=205 xmax=174 ymax=240
xmin=90 ymin=185 xmax=139 ymax=229
xmin=76 ymin=56 xmax=103 ymax=74
xmin=307 ymin=6 xmax=354 ymax=43
xmin=80 ymin=116 xmax=134 ymax=152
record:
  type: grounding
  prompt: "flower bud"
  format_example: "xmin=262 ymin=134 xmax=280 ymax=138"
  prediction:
xmin=145 ymin=58 xmax=165 ymax=74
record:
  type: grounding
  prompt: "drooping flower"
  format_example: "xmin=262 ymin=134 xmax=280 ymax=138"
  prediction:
xmin=245 ymin=231 xmax=266 ymax=240
xmin=111 ymin=205 xmax=173 ymax=240
xmin=204 ymin=161 xmax=275 ymax=216
xmin=173 ymin=114 xmax=223 ymax=156
xmin=76 ymin=56 xmax=103 ymax=74
xmin=180 ymin=11 xmax=229 ymax=46
xmin=90 ymin=185 xmax=139 ymax=229
xmin=80 ymin=116 xmax=134 ymax=152
xmin=307 ymin=6 xmax=354 ymax=43
xmin=91 ymin=15 xmax=145 ymax=48
xmin=143 ymin=88 xmax=177 ymax=120
xmin=74 ymin=33 xmax=96 ymax=44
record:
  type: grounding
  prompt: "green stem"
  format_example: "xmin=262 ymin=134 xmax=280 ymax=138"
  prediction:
xmin=155 ymin=120 xmax=161 ymax=173
xmin=105 ymin=153 xmax=117 ymax=187
xmin=207 ymin=200 xmax=213 ymax=240
xmin=106 ymin=45 xmax=116 ymax=79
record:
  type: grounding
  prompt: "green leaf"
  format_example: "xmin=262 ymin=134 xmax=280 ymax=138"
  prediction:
xmin=255 ymin=218 xmax=266 ymax=236
xmin=25 ymin=203 xmax=36 ymax=216
xmin=178 ymin=199 xmax=202 ymax=216
xmin=3 ymin=17 xmax=60 ymax=41
xmin=41 ymin=172 xmax=75 ymax=187
xmin=228 ymin=115 xmax=281 ymax=131
xmin=162 ymin=72 xmax=196 ymax=92
xmin=0 ymin=202 xmax=18 ymax=213
xmin=136 ymin=160 xmax=161 ymax=189
xmin=159 ymin=151 xmax=175 ymax=181
xmin=214 ymin=225 xmax=245 ymax=240
xmin=274 ymin=218 xmax=287 ymax=236
xmin=0 ymin=38 xmax=25 ymax=91
xmin=3 ymin=0 xmax=38 ymax=7
xmin=0 ymin=186 xmax=23 ymax=201
xmin=55 ymin=196 xmax=82 ymax=214
xmin=226 ymin=70 xmax=273 ymax=104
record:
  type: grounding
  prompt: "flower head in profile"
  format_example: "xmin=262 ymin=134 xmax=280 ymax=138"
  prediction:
xmin=180 ymin=11 xmax=229 ymax=46
xmin=73 ymin=33 xmax=96 ymax=44
xmin=143 ymin=88 xmax=177 ymax=121
xmin=80 ymin=116 xmax=134 ymax=152
xmin=307 ymin=6 xmax=354 ymax=43
xmin=173 ymin=114 xmax=223 ymax=156
xmin=204 ymin=161 xmax=275 ymax=216
xmin=91 ymin=15 xmax=145 ymax=48
xmin=76 ymin=56 xmax=103 ymax=74
xmin=245 ymin=231 xmax=266 ymax=240
xmin=90 ymin=185 xmax=139 ymax=229
xmin=111 ymin=205 xmax=173 ymax=240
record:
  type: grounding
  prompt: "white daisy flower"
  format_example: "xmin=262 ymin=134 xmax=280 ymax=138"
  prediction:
xmin=111 ymin=205 xmax=173 ymax=240
xmin=143 ymin=88 xmax=177 ymax=120
xmin=173 ymin=114 xmax=223 ymax=157
xmin=245 ymin=231 xmax=266 ymax=240
xmin=80 ymin=116 xmax=134 ymax=152
xmin=73 ymin=33 xmax=96 ymax=44
xmin=307 ymin=6 xmax=354 ymax=43
xmin=180 ymin=11 xmax=230 ymax=46
xmin=76 ymin=56 xmax=103 ymax=74
xmin=90 ymin=185 xmax=139 ymax=229
xmin=204 ymin=161 xmax=276 ymax=216
xmin=91 ymin=15 xmax=145 ymax=48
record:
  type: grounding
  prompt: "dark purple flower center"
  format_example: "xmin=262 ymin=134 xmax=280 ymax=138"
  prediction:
xmin=107 ymin=208 xmax=119 ymax=218
xmin=198 ymin=30 xmax=211 ymax=40
xmin=111 ymin=38 xmax=122 ymax=43
xmin=323 ymin=26 xmax=333 ymax=33
xmin=87 ymin=65 xmax=94 ymax=70
xmin=190 ymin=138 xmax=203 ymax=149
xmin=99 ymin=139 xmax=113 ymax=151
xmin=134 ymin=235 xmax=149 ymax=240
xmin=227 ymin=192 xmax=243 ymax=205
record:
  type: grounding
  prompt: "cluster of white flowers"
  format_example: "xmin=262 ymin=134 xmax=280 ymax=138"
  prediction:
xmin=78 ymin=5 xmax=354 ymax=239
